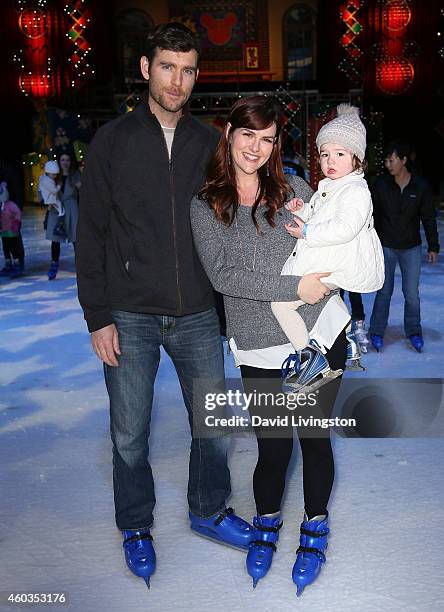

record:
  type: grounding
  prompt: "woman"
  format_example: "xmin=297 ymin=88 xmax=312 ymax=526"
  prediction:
xmin=190 ymin=96 xmax=349 ymax=595
xmin=45 ymin=153 xmax=81 ymax=280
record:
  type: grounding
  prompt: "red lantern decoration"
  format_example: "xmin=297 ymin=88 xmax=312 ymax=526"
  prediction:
xmin=19 ymin=8 xmax=47 ymax=39
xmin=19 ymin=71 xmax=53 ymax=98
xmin=383 ymin=0 xmax=412 ymax=33
xmin=376 ymin=57 xmax=414 ymax=95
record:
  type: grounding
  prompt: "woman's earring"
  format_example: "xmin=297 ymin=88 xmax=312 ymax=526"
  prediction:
xmin=227 ymin=147 xmax=232 ymax=165
xmin=266 ymin=162 xmax=270 ymax=177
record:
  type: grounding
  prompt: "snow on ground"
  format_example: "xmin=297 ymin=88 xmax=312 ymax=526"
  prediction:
xmin=1 ymin=207 xmax=443 ymax=612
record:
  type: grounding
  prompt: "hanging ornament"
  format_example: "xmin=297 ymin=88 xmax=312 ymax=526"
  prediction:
xmin=383 ymin=0 xmax=411 ymax=32
xmin=64 ymin=1 xmax=95 ymax=88
xmin=18 ymin=8 xmax=47 ymax=38
xmin=376 ymin=57 xmax=414 ymax=95
xmin=339 ymin=0 xmax=364 ymax=83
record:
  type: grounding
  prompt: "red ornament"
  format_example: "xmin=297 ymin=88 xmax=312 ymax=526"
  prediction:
xmin=19 ymin=9 xmax=47 ymax=39
xmin=383 ymin=0 xmax=411 ymax=33
xmin=376 ymin=57 xmax=414 ymax=94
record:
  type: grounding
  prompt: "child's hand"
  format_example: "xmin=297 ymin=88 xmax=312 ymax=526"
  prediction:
xmin=285 ymin=197 xmax=304 ymax=213
xmin=285 ymin=216 xmax=305 ymax=239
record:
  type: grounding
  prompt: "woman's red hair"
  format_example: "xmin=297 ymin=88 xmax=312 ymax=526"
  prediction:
xmin=198 ymin=95 xmax=292 ymax=230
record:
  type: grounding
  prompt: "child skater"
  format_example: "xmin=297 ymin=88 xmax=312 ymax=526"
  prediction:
xmin=0 ymin=181 xmax=22 ymax=279
xmin=272 ymin=104 xmax=384 ymax=392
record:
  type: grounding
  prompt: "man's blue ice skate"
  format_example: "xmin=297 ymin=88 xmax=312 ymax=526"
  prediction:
xmin=346 ymin=331 xmax=365 ymax=371
xmin=370 ymin=334 xmax=383 ymax=352
xmin=282 ymin=340 xmax=342 ymax=395
xmin=292 ymin=514 xmax=329 ymax=597
xmin=247 ymin=515 xmax=282 ymax=588
xmin=409 ymin=334 xmax=424 ymax=352
xmin=189 ymin=507 xmax=254 ymax=551
xmin=122 ymin=528 xmax=156 ymax=589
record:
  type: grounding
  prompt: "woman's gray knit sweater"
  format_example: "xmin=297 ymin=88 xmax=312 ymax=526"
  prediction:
xmin=190 ymin=175 xmax=337 ymax=351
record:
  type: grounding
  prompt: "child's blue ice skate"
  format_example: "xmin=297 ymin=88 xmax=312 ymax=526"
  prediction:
xmin=281 ymin=352 xmax=301 ymax=382
xmin=189 ymin=507 xmax=254 ymax=551
xmin=122 ymin=528 xmax=156 ymax=589
xmin=346 ymin=331 xmax=365 ymax=371
xmin=282 ymin=340 xmax=342 ymax=395
xmin=246 ymin=514 xmax=282 ymax=588
xmin=292 ymin=514 xmax=329 ymax=597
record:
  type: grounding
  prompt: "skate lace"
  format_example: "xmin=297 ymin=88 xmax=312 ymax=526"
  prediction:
xmin=296 ymin=545 xmax=326 ymax=562
xmin=214 ymin=507 xmax=234 ymax=525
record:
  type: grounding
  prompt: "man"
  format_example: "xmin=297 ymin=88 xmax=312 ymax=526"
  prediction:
xmin=369 ymin=139 xmax=439 ymax=353
xmin=76 ymin=23 xmax=254 ymax=588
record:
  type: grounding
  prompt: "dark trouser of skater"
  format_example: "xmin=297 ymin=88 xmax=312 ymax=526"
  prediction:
xmin=369 ymin=245 xmax=423 ymax=352
xmin=240 ymin=330 xmax=347 ymax=593
xmin=104 ymin=307 xmax=254 ymax=588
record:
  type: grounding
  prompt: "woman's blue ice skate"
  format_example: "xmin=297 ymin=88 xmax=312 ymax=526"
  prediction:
xmin=122 ymin=528 xmax=156 ymax=589
xmin=292 ymin=514 xmax=329 ymax=597
xmin=282 ymin=341 xmax=342 ymax=395
xmin=189 ymin=507 xmax=254 ymax=550
xmin=246 ymin=515 xmax=283 ymax=588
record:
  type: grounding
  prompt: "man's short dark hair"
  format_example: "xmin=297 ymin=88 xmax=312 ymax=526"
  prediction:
xmin=144 ymin=22 xmax=201 ymax=66
xmin=384 ymin=139 xmax=411 ymax=162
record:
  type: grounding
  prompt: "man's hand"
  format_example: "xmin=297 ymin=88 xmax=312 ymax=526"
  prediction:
xmin=285 ymin=216 xmax=305 ymax=239
xmin=427 ymin=251 xmax=438 ymax=264
xmin=297 ymin=272 xmax=331 ymax=304
xmin=285 ymin=197 xmax=305 ymax=213
xmin=91 ymin=323 xmax=121 ymax=367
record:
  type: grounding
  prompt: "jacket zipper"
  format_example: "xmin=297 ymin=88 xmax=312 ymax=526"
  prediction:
xmin=159 ymin=121 xmax=183 ymax=313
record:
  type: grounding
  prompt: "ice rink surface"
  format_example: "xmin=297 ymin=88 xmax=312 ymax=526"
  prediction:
xmin=1 ymin=208 xmax=443 ymax=612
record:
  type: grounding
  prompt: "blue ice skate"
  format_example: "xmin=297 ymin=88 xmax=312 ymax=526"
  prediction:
xmin=122 ymin=528 xmax=156 ymax=589
xmin=282 ymin=340 xmax=342 ymax=395
xmin=346 ymin=331 xmax=365 ymax=371
xmin=189 ymin=507 xmax=254 ymax=551
xmin=281 ymin=352 xmax=301 ymax=381
xmin=47 ymin=261 xmax=58 ymax=280
xmin=409 ymin=334 xmax=424 ymax=353
xmin=292 ymin=514 xmax=329 ymax=597
xmin=247 ymin=514 xmax=283 ymax=588
xmin=370 ymin=334 xmax=384 ymax=352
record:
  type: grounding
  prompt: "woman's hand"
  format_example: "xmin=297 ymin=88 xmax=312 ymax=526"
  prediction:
xmin=297 ymin=272 xmax=331 ymax=304
xmin=285 ymin=197 xmax=304 ymax=212
xmin=285 ymin=216 xmax=305 ymax=239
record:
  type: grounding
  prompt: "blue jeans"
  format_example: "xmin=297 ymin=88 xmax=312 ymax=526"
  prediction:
xmin=104 ymin=308 xmax=231 ymax=530
xmin=369 ymin=245 xmax=422 ymax=338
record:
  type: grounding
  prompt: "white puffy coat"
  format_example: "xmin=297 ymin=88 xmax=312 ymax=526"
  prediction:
xmin=282 ymin=171 xmax=384 ymax=292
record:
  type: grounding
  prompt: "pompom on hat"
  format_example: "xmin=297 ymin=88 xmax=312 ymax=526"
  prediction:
xmin=316 ymin=104 xmax=366 ymax=162
xmin=45 ymin=160 xmax=60 ymax=174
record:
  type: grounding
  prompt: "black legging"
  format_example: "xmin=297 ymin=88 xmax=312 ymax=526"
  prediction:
xmin=51 ymin=241 xmax=75 ymax=263
xmin=51 ymin=241 xmax=61 ymax=262
xmin=240 ymin=329 xmax=347 ymax=518
xmin=2 ymin=234 xmax=25 ymax=265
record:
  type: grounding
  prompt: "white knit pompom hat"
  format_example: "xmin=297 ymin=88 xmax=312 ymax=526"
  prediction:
xmin=316 ymin=104 xmax=366 ymax=162
xmin=45 ymin=160 xmax=60 ymax=174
